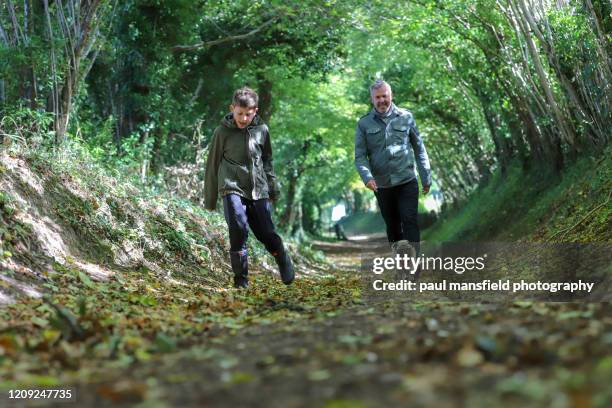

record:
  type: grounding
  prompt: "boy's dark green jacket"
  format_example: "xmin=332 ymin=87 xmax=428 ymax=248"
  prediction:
xmin=204 ymin=113 xmax=279 ymax=210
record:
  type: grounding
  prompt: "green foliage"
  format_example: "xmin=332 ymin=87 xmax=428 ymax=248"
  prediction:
xmin=269 ymin=74 xmax=361 ymax=229
xmin=548 ymin=8 xmax=595 ymax=70
xmin=424 ymin=146 xmax=612 ymax=242
xmin=0 ymin=107 xmax=54 ymax=147
xmin=1 ymin=0 xmax=610 ymax=236
xmin=76 ymin=0 xmax=353 ymax=180
xmin=340 ymin=212 xmax=386 ymax=237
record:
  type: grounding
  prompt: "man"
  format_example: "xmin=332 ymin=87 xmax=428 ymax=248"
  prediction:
xmin=354 ymin=80 xmax=432 ymax=259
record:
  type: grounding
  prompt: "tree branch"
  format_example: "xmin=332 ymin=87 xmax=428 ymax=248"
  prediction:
xmin=171 ymin=17 xmax=278 ymax=52
xmin=0 ymin=24 xmax=9 ymax=45
xmin=545 ymin=189 xmax=612 ymax=243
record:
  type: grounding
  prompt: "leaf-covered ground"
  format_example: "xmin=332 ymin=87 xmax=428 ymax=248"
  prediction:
xmin=2 ymin=238 xmax=610 ymax=407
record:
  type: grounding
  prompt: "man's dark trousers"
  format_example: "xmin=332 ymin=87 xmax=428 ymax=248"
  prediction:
xmin=375 ymin=178 xmax=420 ymax=248
xmin=223 ymin=193 xmax=284 ymax=255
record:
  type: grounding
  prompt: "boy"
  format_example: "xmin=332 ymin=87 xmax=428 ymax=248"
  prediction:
xmin=204 ymin=87 xmax=294 ymax=288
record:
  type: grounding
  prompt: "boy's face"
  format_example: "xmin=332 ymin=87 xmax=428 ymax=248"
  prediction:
xmin=230 ymin=104 xmax=258 ymax=129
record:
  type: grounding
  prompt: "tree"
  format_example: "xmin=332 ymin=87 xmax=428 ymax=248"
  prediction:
xmin=0 ymin=0 xmax=112 ymax=142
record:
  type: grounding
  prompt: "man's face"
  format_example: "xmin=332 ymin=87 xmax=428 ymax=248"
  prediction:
xmin=371 ymin=85 xmax=393 ymax=113
xmin=230 ymin=104 xmax=258 ymax=128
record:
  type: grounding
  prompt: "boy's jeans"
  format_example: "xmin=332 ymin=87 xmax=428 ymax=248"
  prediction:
xmin=222 ymin=193 xmax=284 ymax=255
xmin=374 ymin=178 xmax=420 ymax=251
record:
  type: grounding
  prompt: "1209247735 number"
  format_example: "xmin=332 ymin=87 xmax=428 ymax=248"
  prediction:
xmin=8 ymin=389 xmax=74 ymax=400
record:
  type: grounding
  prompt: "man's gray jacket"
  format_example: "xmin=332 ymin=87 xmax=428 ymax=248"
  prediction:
xmin=354 ymin=104 xmax=432 ymax=188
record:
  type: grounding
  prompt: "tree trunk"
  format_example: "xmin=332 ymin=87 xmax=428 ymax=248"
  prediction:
xmin=528 ymin=2 xmax=605 ymax=149
xmin=53 ymin=0 xmax=105 ymax=143
xmin=353 ymin=189 xmax=365 ymax=213
xmin=514 ymin=0 xmax=575 ymax=157
xmin=290 ymin=202 xmax=305 ymax=241
xmin=482 ymin=103 xmax=509 ymax=175
xmin=257 ymin=75 xmax=274 ymax=122
xmin=43 ymin=0 xmax=60 ymax=136
xmin=150 ymin=127 xmax=165 ymax=175
xmin=584 ymin=0 xmax=612 ymax=80
xmin=280 ymin=169 xmax=299 ymax=227
xmin=505 ymin=111 xmax=531 ymax=170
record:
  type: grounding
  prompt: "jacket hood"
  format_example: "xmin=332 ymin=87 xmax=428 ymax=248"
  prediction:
xmin=221 ymin=113 xmax=263 ymax=129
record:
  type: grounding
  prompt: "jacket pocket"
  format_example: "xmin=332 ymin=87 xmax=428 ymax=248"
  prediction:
xmin=219 ymin=159 xmax=247 ymax=192
xmin=390 ymin=122 xmax=409 ymax=146
xmin=365 ymin=127 xmax=382 ymax=144
xmin=254 ymin=161 xmax=269 ymax=198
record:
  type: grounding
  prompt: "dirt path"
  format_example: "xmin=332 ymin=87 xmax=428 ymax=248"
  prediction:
xmin=44 ymin=238 xmax=611 ymax=407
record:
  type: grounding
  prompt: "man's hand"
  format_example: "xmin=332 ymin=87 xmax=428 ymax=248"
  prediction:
xmin=422 ymin=184 xmax=430 ymax=195
xmin=366 ymin=179 xmax=378 ymax=192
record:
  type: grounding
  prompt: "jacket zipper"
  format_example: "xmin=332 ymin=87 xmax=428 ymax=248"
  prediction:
xmin=375 ymin=115 xmax=389 ymax=150
xmin=246 ymin=127 xmax=256 ymax=199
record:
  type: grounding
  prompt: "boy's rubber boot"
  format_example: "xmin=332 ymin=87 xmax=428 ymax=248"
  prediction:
xmin=230 ymin=250 xmax=249 ymax=288
xmin=273 ymin=247 xmax=295 ymax=285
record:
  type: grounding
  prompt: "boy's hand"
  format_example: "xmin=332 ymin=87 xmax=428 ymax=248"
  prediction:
xmin=422 ymin=184 xmax=430 ymax=195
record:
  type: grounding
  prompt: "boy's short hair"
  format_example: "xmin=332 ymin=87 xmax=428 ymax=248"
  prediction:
xmin=232 ymin=87 xmax=259 ymax=108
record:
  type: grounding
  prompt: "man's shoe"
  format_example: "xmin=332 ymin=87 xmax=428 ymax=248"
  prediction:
xmin=273 ymin=247 xmax=295 ymax=285
xmin=391 ymin=240 xmax=416 ymax=258
xmin=391 ymin=240 xmax=417 ymax=279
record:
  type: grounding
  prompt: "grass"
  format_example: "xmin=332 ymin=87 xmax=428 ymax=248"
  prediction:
xmin=340 ymin=211 xmax=386 ymax=236
xmin=424 ymin=146 xmax=611 ymax=243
